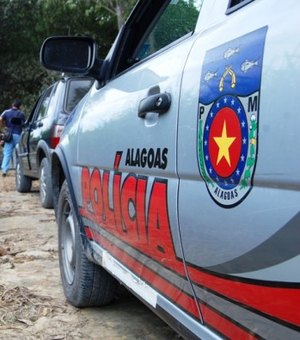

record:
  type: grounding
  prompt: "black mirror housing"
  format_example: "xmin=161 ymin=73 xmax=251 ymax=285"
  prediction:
xmin=40 ymin=36 xmax=98 ymax=76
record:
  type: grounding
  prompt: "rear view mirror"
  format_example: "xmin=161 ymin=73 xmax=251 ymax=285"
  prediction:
xmin=40 ymin=36 xmax=97 ymax=75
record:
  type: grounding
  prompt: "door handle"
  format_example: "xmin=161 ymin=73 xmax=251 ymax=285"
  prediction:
xmin=138 ymin=92 xmax=171 ymax=118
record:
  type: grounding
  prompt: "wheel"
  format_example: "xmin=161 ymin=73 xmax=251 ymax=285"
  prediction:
xmin=57 ymin=180 xmax=117 ymax=307
xmin=15 ymin=160 xmax=32 ymax=193
xmin=39 ymin=157 xmax=54 ymax=208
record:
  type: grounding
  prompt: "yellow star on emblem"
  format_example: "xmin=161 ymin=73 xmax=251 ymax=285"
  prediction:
xmin=213 ymin=121 xmax=236 ymax=166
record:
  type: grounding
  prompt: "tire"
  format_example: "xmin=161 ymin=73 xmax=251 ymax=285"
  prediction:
xmin=39 ymin=157 xmax=54 ymax=209
xmin=57 ymin=180 xmax=118 ymax=307
xmin=15 ymin=161 xmax=32 ymax=193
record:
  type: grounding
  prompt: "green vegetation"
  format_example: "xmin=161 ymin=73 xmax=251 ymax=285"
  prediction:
xmin=0 ymin=0 xmax=136 ymax=115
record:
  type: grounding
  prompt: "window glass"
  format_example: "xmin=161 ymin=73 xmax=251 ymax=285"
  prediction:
xmin=65 ymin=79 xmax=93 ymax=113
xmin=136 ymin=0 xmax=203 ymax=61
xmin=229 ymin=0 xmax=243 ymax=6
xmin=36 ymin=86 xmax=53 ymax=121
xmin=227 ymin=0 xmax=254 ymax=13
xmin=46 ymin=83 xmax=59 ymax=118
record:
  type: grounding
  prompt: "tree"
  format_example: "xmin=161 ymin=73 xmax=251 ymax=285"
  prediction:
xmin=0 ymin=0 xmax=46 ymax=113
xmin=0 ymin=0 xmax=137 ymax=114
xmin=96 ymin=0 xmax=137 ymax=30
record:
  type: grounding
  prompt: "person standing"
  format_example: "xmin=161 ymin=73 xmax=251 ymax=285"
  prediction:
xmin=0 ymin=99 xmax=26 ymax=177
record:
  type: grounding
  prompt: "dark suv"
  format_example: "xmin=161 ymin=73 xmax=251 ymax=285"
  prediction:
xmin=16 ymin=76 xmax=93 ymax=208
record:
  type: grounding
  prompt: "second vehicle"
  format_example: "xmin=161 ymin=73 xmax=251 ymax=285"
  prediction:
xmin=15 ymin=76 xmax=93 ymax=208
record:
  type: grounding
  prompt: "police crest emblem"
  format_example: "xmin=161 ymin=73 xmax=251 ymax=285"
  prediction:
xmin=198 ymin=27 xmax=268 ymax=207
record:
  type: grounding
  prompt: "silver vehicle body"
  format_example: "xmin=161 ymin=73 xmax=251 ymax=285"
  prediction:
xmin=43 ymin=0 xmax=300 ymax=338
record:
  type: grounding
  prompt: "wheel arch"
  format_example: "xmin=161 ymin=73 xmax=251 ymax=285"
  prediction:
xmin=36 ymin=140 xmax=51 ymax=168
xmin=52 ymin=146 xmax=94 ymax=261
xmin=51 ymin=148 xmax=66 ymax=214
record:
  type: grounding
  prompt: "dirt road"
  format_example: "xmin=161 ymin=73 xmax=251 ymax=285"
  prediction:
xmin=0 ymin=171 xmax=179 ymax=339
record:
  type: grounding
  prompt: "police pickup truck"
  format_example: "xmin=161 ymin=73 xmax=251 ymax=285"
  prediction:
xmin=40 ymin=0 xmax=300 ymax=338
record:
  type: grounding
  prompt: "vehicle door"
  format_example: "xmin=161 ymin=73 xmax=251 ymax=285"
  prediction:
xmin=177 ymin=0 xmax=300 ymax=338
xmin=17 ymin=97 xmax=41 ymax=173
xmin=75 ymin=0 xmax=205 ymax=332
xmin=27 ymin=85 xmax=55 ymax=173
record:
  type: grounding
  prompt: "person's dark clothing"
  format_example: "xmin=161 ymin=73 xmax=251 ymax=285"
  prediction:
xmin=1 ymin=107 xmax=26 ymax=135
xmin=1 ymin=105 xmax=26 ymax=175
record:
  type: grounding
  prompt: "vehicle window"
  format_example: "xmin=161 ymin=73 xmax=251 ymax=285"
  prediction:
xmin=46 ymin=82 xmax=59 ymax=118
xmin=35 ymin=86 xmax=53 ymax=121
xmin=135 ymin=0 xmax=203 ymax=62
xmin=26 ymin=95 xmax=42 ymax=124
xmin=65 ymin=79 xmax=93 ymax=113
xmin=227 ymin=0 xmax=254 ymax=13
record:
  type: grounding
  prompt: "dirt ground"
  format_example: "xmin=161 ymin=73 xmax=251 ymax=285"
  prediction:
xmin=0 ymin=171 xmax=180 ymax=340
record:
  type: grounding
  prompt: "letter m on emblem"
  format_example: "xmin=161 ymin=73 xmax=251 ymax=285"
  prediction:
xmin=248 ymin=95 xmax=258 ymax=112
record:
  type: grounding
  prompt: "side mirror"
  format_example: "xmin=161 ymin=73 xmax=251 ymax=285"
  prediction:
xmin=40 ymin=36 xmax=100 ymax=78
